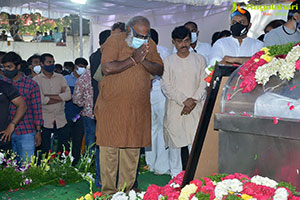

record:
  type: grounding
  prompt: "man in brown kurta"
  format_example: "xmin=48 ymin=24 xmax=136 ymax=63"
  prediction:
xmin=94 ymin=16 xmax=163 ymax=195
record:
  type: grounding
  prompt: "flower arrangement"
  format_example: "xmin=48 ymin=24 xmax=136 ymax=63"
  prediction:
xmin=142 ymin=172 xmax=300 ymax=200
xmin=0 ymin=144 xmax=96 ymax=192
xmin=229 ymin=41 xmax=300 ymax=99
xmin=80 ymin=171 xmax=299 ymax=200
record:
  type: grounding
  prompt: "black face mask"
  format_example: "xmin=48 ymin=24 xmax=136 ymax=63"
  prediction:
xmin=230 ymin=23 xmax=249 ymax=37
xmin=4 ymin=69 xmax=18 ymax=79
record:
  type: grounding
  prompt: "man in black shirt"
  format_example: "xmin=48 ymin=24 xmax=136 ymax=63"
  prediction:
xmin=89 ymin=29 xmax=111 ymax=106
xmin=89 ymin=29 xmax=111 ymax=188
xmin=0 ymin=80 xmax=27 ymax=150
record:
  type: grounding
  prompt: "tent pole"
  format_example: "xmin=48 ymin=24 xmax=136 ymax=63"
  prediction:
xmin=48 ymin=0 xmax=50 ymax=19
xmin=79 ymin=5 xmax=83 ymax=57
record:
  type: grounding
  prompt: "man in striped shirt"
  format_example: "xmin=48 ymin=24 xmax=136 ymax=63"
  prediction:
xmin=1 ymin=52 xmax=43 ymax=163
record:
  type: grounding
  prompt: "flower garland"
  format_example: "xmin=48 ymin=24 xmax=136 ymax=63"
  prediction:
xmin=231 ymin=42 xmax=300 ymax=96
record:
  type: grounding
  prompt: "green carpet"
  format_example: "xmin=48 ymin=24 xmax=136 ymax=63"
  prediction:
xmin=0 ymin=172 xmax=171 ymax=200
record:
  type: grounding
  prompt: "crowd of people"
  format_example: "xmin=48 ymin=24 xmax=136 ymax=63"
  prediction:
xmin=30 ymin=27 xmax=65 ymax=43
xmin=0 ymin=0 xmax=300 ymax=196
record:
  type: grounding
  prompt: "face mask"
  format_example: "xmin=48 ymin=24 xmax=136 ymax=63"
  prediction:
xmin=76 ymin=67 xmax=86 ymax=76
xmin=33 ymin=65 xmax=41 ymax=74
xmin=43 ymin=64 xmax=55 ymax=73
xmin=191 ymin=32 xmax=197 ymax=44
xmin=4 ymin=69 xmax=18 ymax=79
xmin=131 ymin=37 xmax=148 ymax=49
xmin=230 ymin=23 xmax=249 ymax=37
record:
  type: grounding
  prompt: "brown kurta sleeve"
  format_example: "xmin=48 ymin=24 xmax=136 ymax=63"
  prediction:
xmin=146 ymin=38 xmax=163 ymax=66
xmin=101 ymin=34 xmax=119 ymax=64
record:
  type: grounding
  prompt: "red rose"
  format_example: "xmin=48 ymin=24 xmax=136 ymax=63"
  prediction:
xmin=59 ymin=179 xmax=66 ymax=186
xmin=93 ymin=191 xmax=102 ymax=198
xmin=64 ymin=151 xmax=69 ymax=156
xmin=255 ymin=59 xmax=267 ymax=66
xmin=51 ymin=154 xmax=57 ymax=159
xmin=275 ymin=54 xmax=287 ymax=59
xmin=57 ymin=152 xmax=61 ymax=156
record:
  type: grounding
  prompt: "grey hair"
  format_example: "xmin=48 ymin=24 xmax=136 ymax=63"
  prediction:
xmin=125 ymin=16 xmax=150 ymax=31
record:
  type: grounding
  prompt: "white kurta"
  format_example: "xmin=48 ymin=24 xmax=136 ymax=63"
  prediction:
xmin=161 ymin=52 xmax=207 ymax=148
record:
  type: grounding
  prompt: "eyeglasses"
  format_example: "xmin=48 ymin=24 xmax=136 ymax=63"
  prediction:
xmin=130 ymin=26 xmax=150 ymax=40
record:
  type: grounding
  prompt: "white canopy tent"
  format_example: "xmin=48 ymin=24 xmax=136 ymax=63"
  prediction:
xmin=0 ymin=0 xmax=247 ymax=57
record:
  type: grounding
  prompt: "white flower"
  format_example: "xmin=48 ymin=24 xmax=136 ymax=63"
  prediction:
xmin=0 ymin=152 xmax=4 ymax=164
xmin=273 ymin=188 xmax=289 ymax=200
xmin=191 ymin=196 xmax=199 ymax=200
xmin=170 ymin=182 xmax=181 ymax=188
xmin=87 ymin=158 xmax=92 ymax=163
xmin=70 ymin=156 xmax=75 ymax=163
xmin=128 ymin=190 xmax=136 ymax=200
xmin=111 ymin=192 xmax=128 ymax=200
xmin=214 ymin=179 xmax=243 ymax=200
xmin=137 ymin=191 xmax=145 ymax=199
xmin=255 ymin=58 xmax=280 ymax=85
xmin=286 ymin=45 xmax=300 ymax=63
xmin=251 ymin=175 xmax=278 ymax=188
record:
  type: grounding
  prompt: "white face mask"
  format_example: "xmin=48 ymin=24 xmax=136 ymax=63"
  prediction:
xmin=33 ymin=65 xmax=41 ymax=74
xmin=76 ymin=67 xmax=86 ymax=76
xmin=191 ymin=32 xmax=198 ymax=44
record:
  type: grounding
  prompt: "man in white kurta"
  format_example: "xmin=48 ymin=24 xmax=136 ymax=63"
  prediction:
xmin=161 ymin=26 xmax=207 ymax=178
xmin=145 ymin=28 xmax=171 ymax=175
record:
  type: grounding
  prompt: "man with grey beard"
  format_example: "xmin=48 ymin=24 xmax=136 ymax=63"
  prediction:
xmin=94 ymin=16 xmax=163 ymax=195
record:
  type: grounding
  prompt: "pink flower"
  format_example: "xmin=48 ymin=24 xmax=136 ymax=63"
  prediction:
xmin=222 ymin=173 xmax=250 ymax=183
xmin=290 ymin=105 xmax=295 ymax=110
xmin=226 ymin=94 xmax=231 ymax=101
xmin=255 ymin=58 xmax=268 ymax=66
xmin=290 ymin=85 xmax=297 ymax=91
xmin=144 ymin=185 xmax=161 ymax=200
xmin=241 ymin=112 xmax=251 ymax=117
xmin=239 ymin=75 xmax=257 ymax=93
xmin=296 ymin=59 xmax=300 ymax=72
xmin=272 ymin=117 xmax=278 ymax=124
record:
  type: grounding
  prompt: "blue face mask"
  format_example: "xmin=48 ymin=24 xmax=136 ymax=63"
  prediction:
xmin=131 ymin=37 xmax=148 ymax=49
xmin=44 ymin=64 xmax=55 ymax=73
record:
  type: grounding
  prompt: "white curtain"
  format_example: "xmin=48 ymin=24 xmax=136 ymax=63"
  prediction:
xmin=89 ymin=3 xmax=231 ymax=54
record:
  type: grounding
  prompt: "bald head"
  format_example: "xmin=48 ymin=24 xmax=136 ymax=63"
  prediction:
xmin=125 ymin=16 xmax=150 ymax=32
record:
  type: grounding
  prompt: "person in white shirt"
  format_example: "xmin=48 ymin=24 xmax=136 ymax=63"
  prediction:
xmin=173 ymin=21 xmax=211 ymax=64
xmin=145 ymin=28 xmax=171 ymax=175
xmin=209 ymin=8 xmax=263 ymax=66
xmin=162 ymin=26 xmax=207 ymax=178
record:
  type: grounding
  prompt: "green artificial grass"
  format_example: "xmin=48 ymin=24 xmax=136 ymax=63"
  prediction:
xmin=0 ymin=171 xmax=171 ymax=200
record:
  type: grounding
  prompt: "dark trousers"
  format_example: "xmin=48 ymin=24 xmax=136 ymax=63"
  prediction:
xmin=40 ymin=124 xmax=69 ymax=154
xmin=67 ymin=119 xmax=84 ymax=165
xmin=181 ymin=146 xmax=189 ymax=170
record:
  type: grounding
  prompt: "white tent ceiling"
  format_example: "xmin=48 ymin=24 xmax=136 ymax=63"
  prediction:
xmin=0 ymin=0 xmax=238 ymax=58
xmin=0 ymin=0 xmax=239 ymax=18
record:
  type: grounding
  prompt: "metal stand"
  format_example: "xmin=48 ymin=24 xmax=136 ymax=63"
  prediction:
xmin=181 ymin=65 xmax=237 ymax=187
